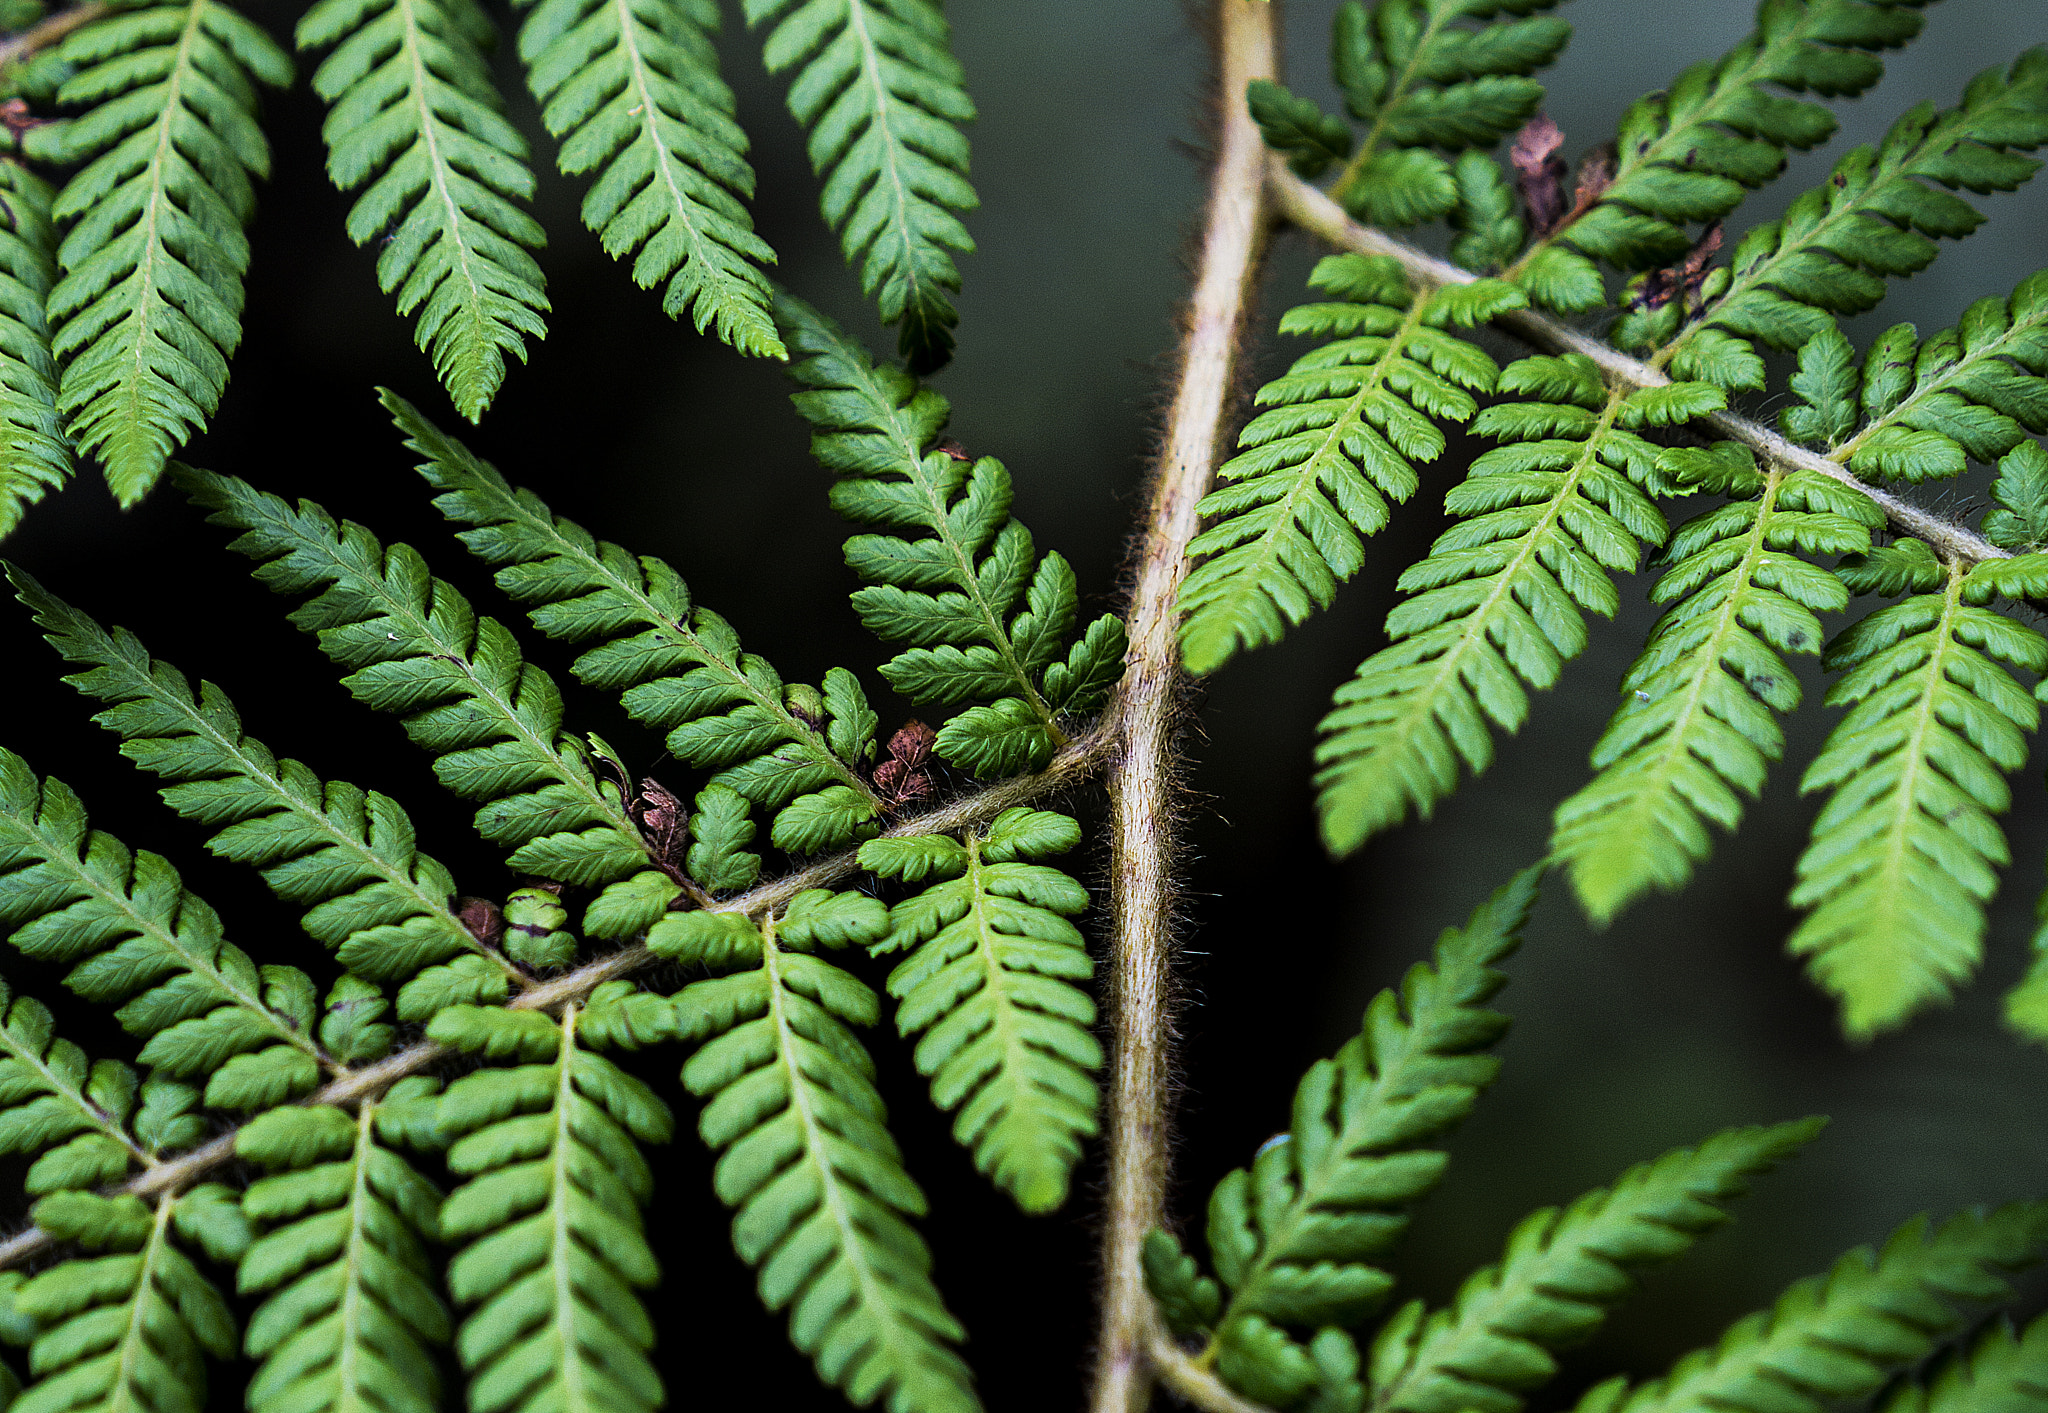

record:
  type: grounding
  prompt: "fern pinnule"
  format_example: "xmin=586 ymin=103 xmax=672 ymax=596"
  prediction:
xmin=1178 ymin=254 xmax=1519 ymax=675
xmin=0 ymin=975 xmax=151 ymax=1196
xmin=431 ymin=999 xmax=674 ymax=1413
xmin=859 ymin=807 xmax=1099 ymax=1216
xmin=745 ymin=0 xmax=976 ymax=372
xmin=47 ymin=0 xmax=291 ymax=503
xmin=177 ymin=464 xmax=659 ymax=895
xmin=516 ymin=0 xmax=783 ymax=358
xmin=663 ymin=888 xmax=981 ymax=1413
xmin=1314 ymin=356 xmax=1709 ymax=856
xmin=0 ymin=161 xmax=68 ymax=540
xmin=236 ymin=1083 xmax=449 ymax=1413
xmin=1791 ymin=541 xmax=2048 ymax=1040
xmin=0 ymin=747 xmax=337 ymax=1112
xmin=7 ymin=565 xmax=502 ymax=997
xmin=389 ymin=388 xmax=894 ymax=858
xmin=296 ymin=0 xmax=548 ymax=420
xmin=1371 ymin=1118 xmax=1824 ymax=1413
xmin=1574 ymin=1202 xmax=2048 ymax=1413
xmin=777 ymin=295 xmax=1125 ymax=778
xmin=1880 ymin=1310 xmax=2048 ymax=1413
xmin=1549 ymin=448 xmax=1878 ymax=925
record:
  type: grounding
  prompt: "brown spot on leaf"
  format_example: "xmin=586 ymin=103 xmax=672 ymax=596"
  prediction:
xmin=635 ymin=777 xmax=688 ymax=870
xmin=873 ymin=721 xmax=937 ymax=810
xmin=1511 ymin=114 xmax=1569 ymax=235
xmin=458 ymin=897 xmax=504 ymax=947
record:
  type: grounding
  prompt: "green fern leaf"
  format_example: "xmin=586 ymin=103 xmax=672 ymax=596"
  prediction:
xmin=0 ymin=161 xmax=68 ymax=539
xmin=47 ymin=0 xmax=291 ymax=501
xmin=1324 ymin=0 xmax=1570 ymax=228
xmin=744 ymin=0 xmax=977 ymax=371
xmin=1315 ymin=357 xmax=1691 ymax=855
xmin=666 ymin=888 xmax=980 ymax=1413
xmin=387 ymin=388 xmax=892 ymax=858
xmin=1449 ymin=151 xmax=1526 ymax=273
xmin=1573 ymin=1203 xmax=2048 ymax=1413
xmin=1148 ymin=867 xmax=1537 ymax=1378
xmin=1881 ymin=1310 xmax=2048 ymax=1413
xmin=0 ymin=974 xmax=150 ymax=1196
xmin=1549 ymin=446 xmax=1879 ymax=924
xmin=0 ymin=747 xmax=335 ymax=1111
xmin=1180 ymin=257 xmax=1517 ymax=674
xmin=177 ymin=464 xmax=659 ymax=891
xmin=776 ymin=294 xmax=1125 ymax=774
xmin=14 ymin=1187 xmax=245 ymax=1413
xmin=433 ymin=999 xmax=672 ymax=1413
xmin=1986 ymin=440 xmax=2048 ymax=551
xmin=516 ymin=0 xmax=783 ymax=357
xmin=7 ymin=565 xmax=503 ymax=991
xmin=297 ymin=0 xmax=548 ymax=419
xmin=1671 ymin=53 xmax=2048 ymax=387
xmin=1511 ymin=0 xmax=1928 ymax=302
xmin=860 ymin=807 xmax=1099 ymax=1215
xmin=236 ymin=1081 xmax=449 ymax=1413
xmin=1372 ymin=1118 xmax=1823 ymax=1413
xmin=1790 ymin=544 xmax=2048 ymax=1039
xmin=1249 ymin=78 xmax=1353 ymax=179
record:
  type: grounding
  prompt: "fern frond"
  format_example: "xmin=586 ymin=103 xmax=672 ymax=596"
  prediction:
xmin=0 ymin=161 xmax=68 ymax=539
xmin=744 ymin=0 xmax=976 ymax=371
xmin=390 ymin=389 xmax=893 ymax=859
xmin=1772 ymin=277 xmax=2048 ymax=485
xmin=0 ymin=974 xmax=151 ymax=1195
xmin=663 ymin=888 xmax=980 ymax=1413
xmin=1509 ymin=0 xmax=1928 ymax=308
xmin=0 ymin=747 xmax=336 ymax=1111
xmin=1665 ymin=50 xmax=2048 ymax=387
xmin=516 ymin=0 xmax=782 ymax=357
xmin=1322 ymin=0 xmax=1571 ymax=228
xmin=236 ymin=1081 xmax=449 ymax=1413
xmin=777 ymin=294 xmax=1125 ymax=776
xmin=1179 ymin=255 xmax=1519 ymax=675
xmin=297 ymin=0 xmax=548 ymax=420
xmin=1986 ymin=441 xmax=2048 ymax=552
xmin=7 ymin=565 xmax=504 ymax=995
xmin=46 ymin=0 xmax=290 ymax=501
xmin=1315 ymin=356 xmax=1701 ymax=855
xmin=177 ymin=465 xmax=658 ymax=891
xmin=1574 ymin=1202 xmax=2048 ymax=1413
xmin=13 ymin=1186 xmax=247 ymax=1413
xmin=859 ymin=806 xmax=1098 ymax=1215
xmin=429 ymin=997 xmax=675 ymax=1413
xmin=1789 ymin=541 xmax=2048 ymax=1039
xmin=1548 ymin=446 xmax=1879 ymax=924
xmin=1881 ymin=1311 xmax=2048 ymax=1413
xmin=1143 ymin=867 xmax=1539 ymax=1409
xmin=1372 ymin=1118 xmax=1823 ymax=1413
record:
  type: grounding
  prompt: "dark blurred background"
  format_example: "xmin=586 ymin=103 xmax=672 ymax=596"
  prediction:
xmin=6 ymin=0 xmax=2048 ymax=1407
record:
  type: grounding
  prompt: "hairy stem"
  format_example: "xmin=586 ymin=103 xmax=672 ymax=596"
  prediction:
xmin=1266 ymin=164 xmax=2010 ymax=569
xmin=1149 ymin=1335 xmax=1273 ymax=1413
xmin=1091 ymin=4 xmax=1277 ymax=1412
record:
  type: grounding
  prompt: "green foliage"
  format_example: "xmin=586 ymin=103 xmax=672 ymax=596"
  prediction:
xmin=434 ymin=1002 xmax=673 ymax=1413
xmin=46 ymin=0 xmax=290 ymax=503
xmin=0 ymin=746 xmax=334 ymax=1112
xmin=1986 ymin=441 xmax=2048 ymax=551
xmin=177 ymin=463 xmax=658 ymax=891
xmin=777 ymin=294 xmax=1125 ymax=777
xmin=1248 ymin=79 xmax=1353 ymax=179
xmin=0 ymin=975 xmax=147 ymax=1196
xmin=1791 ymin=543 xmax=2048 ymax=1039
xmin=516 ymin=0 xmax=783 ymax=358
xmin=1322 ymin=0 xmax=1571 ymax=228
xmin=297 ymin=0 xmax=548 ymax=420
xmin=1573 ymin=1203 xmax=2048 ymax=1413
xmin=1549 ymin=447 xmax=1880 ymax=924
xmin=7 ymin=566 xmax=495 ymax=991
xmin=1881 ymin=1311 xmax=2048 ymax=1413
xmin=236 ymin=1083 xmax=449 ymax=1413
xmin=743 ymin=0 xmax=976 ymax=372
xmin=0 ymin=161 xmax=67 ymax=540
xmin=388 ymin=388 xmax=893 ymax=858
xmin=1145 ymin=867 xmax=1537 ymax=1382
xmin=860 ymin=807 xmax=1098 ymax=1215
xmin=1671 ymin=52 xmax=2048 ymax=385
xmin=1315 ymin=356 xmax=1703 ymax=855
xmin=670 ymin=889 xmax=979 ymax=1413
xmin=1179 ymin=256 xmax=1518 ymax=675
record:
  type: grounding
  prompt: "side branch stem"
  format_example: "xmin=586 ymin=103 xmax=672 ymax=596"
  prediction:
xmin=1091 ymin=5 xmax=1277 ymax=1412
xmin=1266 ymin=166 xmax=2009 ymax=568
xmin=0 ymin=3 xmax=102 ymax=69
